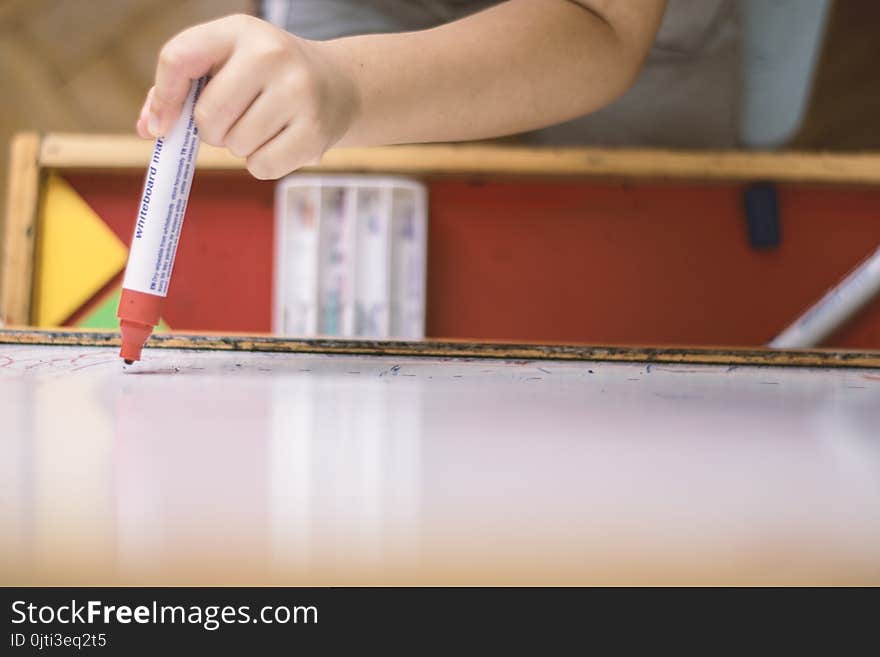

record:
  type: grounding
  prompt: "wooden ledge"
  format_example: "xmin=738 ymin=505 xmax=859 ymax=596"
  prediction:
xmin=36 ymin=132 xmax=880 ymax=184
xmin=1 ymin=329 xmax=879 ymax=369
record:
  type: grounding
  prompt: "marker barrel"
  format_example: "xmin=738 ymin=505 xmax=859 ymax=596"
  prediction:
xmin=117 ymin=77 xmax=205 ymax=362
xmin=769 ymin=244 xmax=880 ymax=349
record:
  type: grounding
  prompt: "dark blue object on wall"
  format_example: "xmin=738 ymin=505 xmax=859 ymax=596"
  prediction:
xmin=743 ymin=182 xmax=781 ymax=249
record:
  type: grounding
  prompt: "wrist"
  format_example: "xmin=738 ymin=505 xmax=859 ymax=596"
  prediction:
xmin=307 ymin=37 xmax=364 ymax=149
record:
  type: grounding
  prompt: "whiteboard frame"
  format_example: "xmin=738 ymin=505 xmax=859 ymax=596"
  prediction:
xmin=1 ymin=328 xmax=878 ymax=369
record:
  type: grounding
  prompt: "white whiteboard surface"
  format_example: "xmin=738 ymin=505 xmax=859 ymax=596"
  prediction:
xmin=1 ymin=344 xmax=878 ymax=585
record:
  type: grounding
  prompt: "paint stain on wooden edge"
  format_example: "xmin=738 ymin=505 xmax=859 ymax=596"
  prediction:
xmin=1 ymin=329 xmax=879 ymax=369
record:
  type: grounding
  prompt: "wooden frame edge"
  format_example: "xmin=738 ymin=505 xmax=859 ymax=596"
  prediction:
xmin=13 ymin=133 xmax=880 ymax=355
xmin=37 ymin=132 xmax=880 ymax=184
xmin=1 ymin=329 xmax=878 ymax=369
xmin=1 ymin=132 xmax=42 ymax=326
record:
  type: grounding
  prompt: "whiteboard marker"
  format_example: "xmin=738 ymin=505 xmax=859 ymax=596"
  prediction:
xmin=117 ymin=77 xmax=205 ymax=363
xmin=769 ymin=243 xmax=880 ymax=349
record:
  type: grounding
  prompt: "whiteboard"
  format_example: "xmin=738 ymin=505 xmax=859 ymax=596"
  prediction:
xmin=1 ymin=343 xmax=879 ymax=585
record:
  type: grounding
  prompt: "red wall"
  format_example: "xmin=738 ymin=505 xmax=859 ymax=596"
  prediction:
xmin=65 ymin=172 xmax=880 ymax=348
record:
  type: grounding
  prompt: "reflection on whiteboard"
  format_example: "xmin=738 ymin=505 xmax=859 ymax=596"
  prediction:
xmin=1 ymin=345 xmax=879 ymax=585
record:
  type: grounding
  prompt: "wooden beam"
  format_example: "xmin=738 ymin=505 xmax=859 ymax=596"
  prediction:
xmin=1 ymin=133 xmax=42 ymax=326
xmin=37 ymin=132 xmax=880 ymax=184
xmin=1 ymin=328 xmax=878 ymax=369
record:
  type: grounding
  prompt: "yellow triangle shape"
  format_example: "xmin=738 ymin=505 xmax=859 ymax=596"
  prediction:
xmin=34 ymin=174 xmax=129 ymax=326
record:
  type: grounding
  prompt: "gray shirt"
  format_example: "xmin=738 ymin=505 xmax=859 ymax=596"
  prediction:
xmin=264 ymin=0 xmax=740 ymax=147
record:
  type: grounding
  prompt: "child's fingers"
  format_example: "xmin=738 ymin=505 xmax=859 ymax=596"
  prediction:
xmin=136 ymin=116 xmax=151 ymax=140
xmin=192 ymin=52 xmax=266 ymax=146
xmin=150 ymin=18 xmax=239 ymax=136
xmin=245 ymin=121 xmax=323 ymax=180
xmin=136 ymin=87 xmax=155 ymax=139
xmin=223 ymin=88 xmax=292 ymax=158
xmin=136 ymin=114 xmax=150 ymax=139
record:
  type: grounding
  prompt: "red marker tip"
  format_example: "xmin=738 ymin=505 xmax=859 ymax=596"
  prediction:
xmin=117 ymin=288 xmax=163 ymax=364
xmin=119 ymin=319 xmax=152 ymax=363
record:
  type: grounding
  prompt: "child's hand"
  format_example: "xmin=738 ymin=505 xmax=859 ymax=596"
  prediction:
xmin=136 ymin=14 xmax=358 ymax=179
xmin=137 ymin=2 xmax=665 ymax=173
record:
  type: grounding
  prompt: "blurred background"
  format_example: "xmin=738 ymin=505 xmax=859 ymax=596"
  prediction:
xmin=1 ymin=0 xmax=879 ymax=238
xmin=2 ymin=0 xmax=880 ymax=346
xmin=0 ymin=0 xmax=249 ymax=241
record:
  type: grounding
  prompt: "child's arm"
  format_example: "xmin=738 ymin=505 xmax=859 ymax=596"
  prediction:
xmin=138 ymin=0 xmax=666 ymax=179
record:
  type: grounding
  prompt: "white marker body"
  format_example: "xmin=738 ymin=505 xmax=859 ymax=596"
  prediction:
xmin=274 ymin=183 xmax=320 ymax=336
xmin=769 ymin=244 xmax=880 ymax=349
xmin=123 ymin=78 xmax=205 ymax=296
xmin=318 ymin=186 xmax=356 ymax=337
xmin=391 ymin=185 xmax=428 ymax=340
xmin=355 ymin=186 xmax=391 ymax=338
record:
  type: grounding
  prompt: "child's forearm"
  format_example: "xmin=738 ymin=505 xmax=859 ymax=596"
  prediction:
xmin=325 ymin=0 xmax=666 ymax=146
xmin=138 ymin=1 xmax=665 ymax=179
